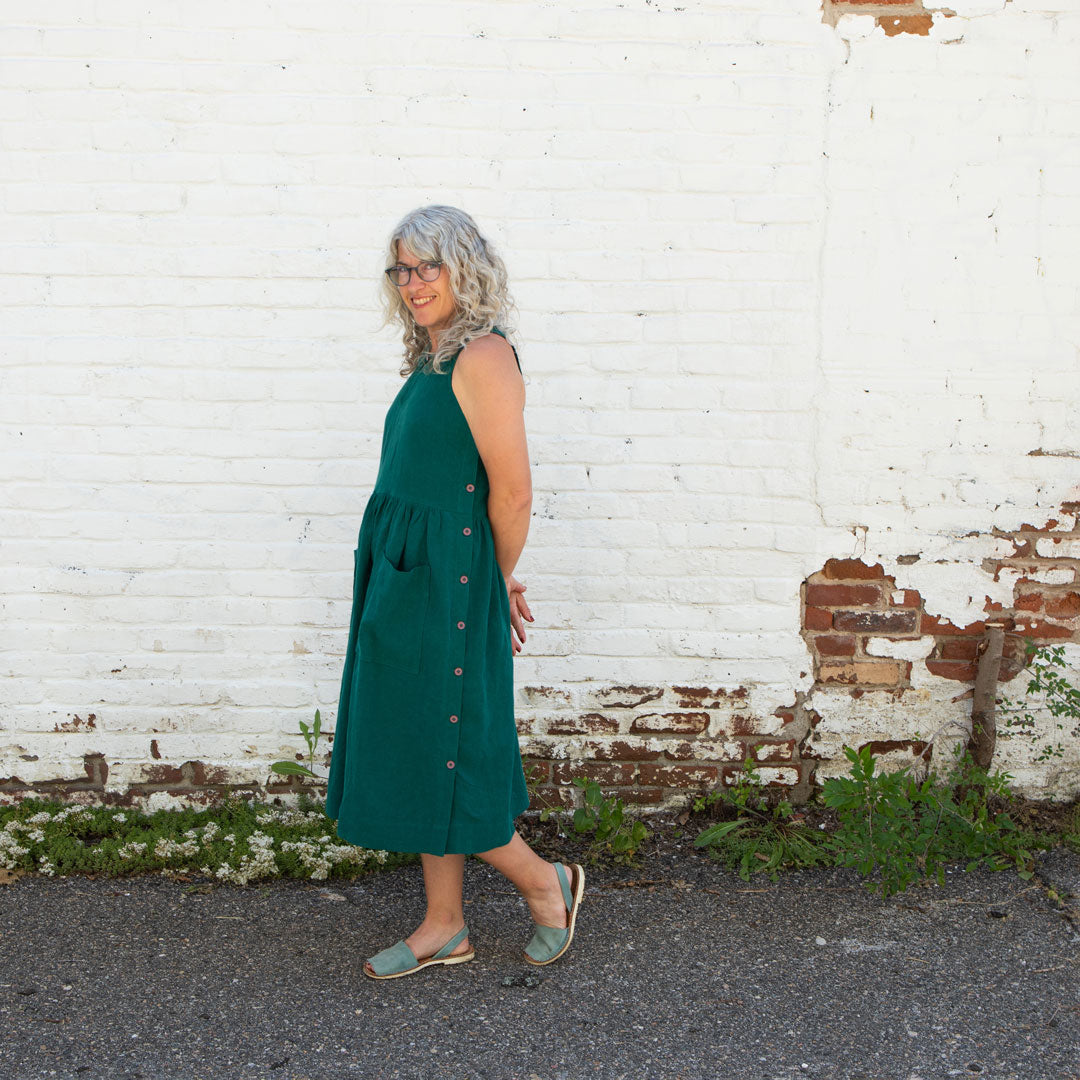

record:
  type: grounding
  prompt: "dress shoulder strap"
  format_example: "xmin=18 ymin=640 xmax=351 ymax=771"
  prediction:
xmin=490 ymin=326 xmax=522 ymax=373
xmin=447 ymin=327 xmax=521 ymax=374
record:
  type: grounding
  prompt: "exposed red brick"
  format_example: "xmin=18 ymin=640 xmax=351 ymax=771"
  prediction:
xmin=859 ymin=739 xmax=929 ymax=758
xmin=187 ymin=762 xmax=231 ymax=786
xmin=529 ymin=787 xmax=574 ymax=811
xmin=813 ymin=634 xmax=856 ymax=657
xmin=671 ymin=685 xmax=748 ymax=708
xmin=879 ymin=14 xmax=934 ymax=36
xmin=1011 ymin=619 xmax=1075 ymax=640
xmin=630 ymin=712 xmax=709 ymax=735
xmin=1044 ymin=592 xmax=1080 ymax=618
xmin=832 ymin=610 xmax=918 ymax=634
xmin=806 ymin=584 xmax=883 ymax=607
xmin=581 ymin=738 xmax=662 ymax=762
xmin=144 ymin=764 xmax=185 ymax=784
xmin=548 ymin=712 xmax=620 ymax=735
xmin=889 ymin=590 xmax=921 ymax=609
xmin=522 ymin=759 xmax=550 ymax=783
xmin=925 ymin=659 xmax=977 ymax=681
xmin=941 ymin=638 xmax=979 ymax=660
xmin=822 ymin=558 xmax=885 ymax=580
xmin=592 ymin=685 xmax=663 ymax=709
xmin=638 ymin=763 xmax=719 ymax=787
xmin=805 ymin=606 xmax=833 ymax=630
xmin=730 ymin=714 xmax=757 ymax=736
xmin=627 ymin=788 xmax=666 ymax=804
xmin=920 ymin=613 xmax=986 ymax=636
xmin=551 ymin=761 xmax=636 ymax=786
xmin=1015 ymin=591 xmax=1044 ymax=613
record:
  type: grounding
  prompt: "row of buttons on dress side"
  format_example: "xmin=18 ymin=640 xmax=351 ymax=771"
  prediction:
xmin=445 ymin=480 xmax=477 ymax=771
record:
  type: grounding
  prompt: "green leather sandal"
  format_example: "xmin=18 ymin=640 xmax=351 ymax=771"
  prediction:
xmin=363 ymin=924 xmax=474 ymax=980
xmin=523 ymin=862 xmax=585 ymax=966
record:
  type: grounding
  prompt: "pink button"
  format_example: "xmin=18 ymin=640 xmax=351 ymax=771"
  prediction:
xmin=449 ymin=715 xmax=459 ymax=723
xmin=465 ymin=483 xmax=475 ymax=492
xmin=463 ymin=527 xmax=471 ymax=536
xmin=457 ymin=620 xmax=465 ymax=629
xmin=447 ymin=760 xmax=455 ymax=769
xmin=454 ymin=667 xmax=462 ymax=676
xmin=460 ymin=574 xmax=468 ymax=584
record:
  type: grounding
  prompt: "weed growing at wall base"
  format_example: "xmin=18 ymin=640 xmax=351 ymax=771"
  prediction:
xmin=537 ymin=777 xmax=651 ymax=865
xmin=692 ymin=757 xmax=832 ymax=880
xmin=822 ymin=745 xmax=1048 ymax=898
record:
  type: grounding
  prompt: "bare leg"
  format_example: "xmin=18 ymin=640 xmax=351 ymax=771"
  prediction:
xmin=474 ymin=831 xmax=569 ymax=929
xmin=363 ymin=851 xmax=471 ymax=975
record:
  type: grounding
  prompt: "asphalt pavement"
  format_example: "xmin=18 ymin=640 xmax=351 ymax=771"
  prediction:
xmin=1 ymin=842 xmax=1077 ymax=1080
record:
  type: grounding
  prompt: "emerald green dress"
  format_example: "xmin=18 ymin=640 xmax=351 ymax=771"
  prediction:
xmin=324 ymin=329 xmax=530 ymax=855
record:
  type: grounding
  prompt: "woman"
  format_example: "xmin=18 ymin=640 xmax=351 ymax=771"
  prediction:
xmin=324 ymin=205 xmax=584 ymax=979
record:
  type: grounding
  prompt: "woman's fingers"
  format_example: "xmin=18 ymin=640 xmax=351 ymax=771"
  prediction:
xmin=507 ymin=576 xmax=534 ymax=622
xmin=509 ymin=590 xmax=529 ymax=653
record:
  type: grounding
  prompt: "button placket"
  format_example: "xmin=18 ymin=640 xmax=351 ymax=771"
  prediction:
xmin=445 ymin=475 xmax=477 ymax=770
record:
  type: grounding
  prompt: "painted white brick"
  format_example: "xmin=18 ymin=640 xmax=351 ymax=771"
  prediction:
xmin=2 ymin=0 xmax=1078 ymax=802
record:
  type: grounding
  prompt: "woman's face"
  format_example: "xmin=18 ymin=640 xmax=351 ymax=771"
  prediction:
xmin=395 ymin=241 xmax=456 ymax=345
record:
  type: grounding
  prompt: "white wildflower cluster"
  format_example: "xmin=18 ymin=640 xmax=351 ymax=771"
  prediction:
xmin=201 ymin=822 xmax=220 ymax=843
xmin=153 ymin=836 xmax=199 ymax=860
xmin=213 ymin=830 xmax=280 ymax=885
xmin=117 ymin=841 xmax=148 ymax=859
xmin=256 ymin=807 xmax=326 ymax=829
xmin=112 ymin=812 xmax=127 ymax=824
xmin=0 ymin=822 xmax=32 ymax=869
xmin=279 ymin=835 xmax=389 ymax=880
xmin=42 ymin=807 xmax=94 ymax=826
xmin=0 ymin=806 xmax=101 ymax=870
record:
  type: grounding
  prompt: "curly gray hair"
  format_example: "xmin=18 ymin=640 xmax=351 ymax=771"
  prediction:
xmin=381 ymin=205 xmax=517 ymax=376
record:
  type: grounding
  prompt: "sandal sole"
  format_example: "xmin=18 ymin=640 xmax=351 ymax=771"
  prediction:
xmin=363 ymin=950 xmax=475 ymax=980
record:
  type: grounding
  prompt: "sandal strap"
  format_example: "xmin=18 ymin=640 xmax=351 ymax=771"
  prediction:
xmin=554 ymin=862 xmax=573 ymax=911
xmin=431 ymin=923 xmax=470 ymax=960
xmin=525 ymin=922 xmax=569 ymax=962
xmin=367 ymin=939 xmax=418 ymax=976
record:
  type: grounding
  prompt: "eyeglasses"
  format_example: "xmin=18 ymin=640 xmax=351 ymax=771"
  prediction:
xmin=385 ymin=261 xmax=443 ymax=286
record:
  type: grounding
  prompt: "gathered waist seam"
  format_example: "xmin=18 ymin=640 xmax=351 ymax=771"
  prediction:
xmin=368 ymin=488 xmax=488 ymax=520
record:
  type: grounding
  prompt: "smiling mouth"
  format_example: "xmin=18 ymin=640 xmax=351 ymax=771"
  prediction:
xmin=411 ymin=296 xmax=435 ymax=307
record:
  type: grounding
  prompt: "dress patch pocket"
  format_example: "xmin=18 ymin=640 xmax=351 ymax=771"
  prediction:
xmin=357 ymin=550 xmax=431 ymax=673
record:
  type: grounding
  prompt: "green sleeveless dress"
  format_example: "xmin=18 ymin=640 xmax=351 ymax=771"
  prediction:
xmin=324 ymin=328 xmax=530 ymax=855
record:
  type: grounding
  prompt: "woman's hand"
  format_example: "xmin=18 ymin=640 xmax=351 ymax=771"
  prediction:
xmin=506 ymin=574 xmax=534 ymax=654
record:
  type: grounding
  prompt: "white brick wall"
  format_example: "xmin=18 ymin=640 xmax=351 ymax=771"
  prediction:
xmin=2 ymin=1 xmax=1078 ymax=802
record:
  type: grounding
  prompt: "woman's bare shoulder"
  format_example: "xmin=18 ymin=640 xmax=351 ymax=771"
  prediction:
xmin=458 ymin=332 xmax=516 ymax=363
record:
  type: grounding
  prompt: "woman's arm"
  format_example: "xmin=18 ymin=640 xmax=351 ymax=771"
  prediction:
xmin=452 ymin=333 xmax=535 ymax=652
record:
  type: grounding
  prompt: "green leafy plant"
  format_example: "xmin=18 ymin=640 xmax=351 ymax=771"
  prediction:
xmin=998 ymin=640 xmax=1078 ymax=762
xmin=569 ymin=777 xmax=650 ymax=864
xmin=693 ymin=757 xmax=831 ymax=881
xmin=270 ymin=708 xmax=325 ymax=781
xmin=0 ymin=790 xmax=407 ymax=884
xmin=822 ymin=744 xmax=1045 ymax=897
